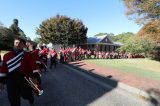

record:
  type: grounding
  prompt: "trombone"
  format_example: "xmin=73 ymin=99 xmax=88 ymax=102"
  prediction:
xmin=24 ymin=77 xmax=43 ymax=96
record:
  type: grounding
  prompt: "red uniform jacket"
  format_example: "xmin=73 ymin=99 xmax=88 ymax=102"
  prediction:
xmin=39 ymin=49 xmax=47 ymax=63
xmin=0 ymin=51 xmax=40 ymax=83
xmin=32 ymin=49 xmax=41 ymax=64
xmin=50 ymin=50 xmax=57 ymax=61
xmin=44 ymin=48 xmax=49 ymax=54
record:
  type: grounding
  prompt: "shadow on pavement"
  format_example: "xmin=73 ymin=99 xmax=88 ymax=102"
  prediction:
xmin=88 ymin=69 xmax=94 ymax=72
xmin=106 ymin=75 xmax=112 ymax=78
xmin=32 ymin=63 xmax=119 ymax=106
xmin=147 ymin=89 xmax=160 ymax=106
xmin=64 ymin=62 xmax=119 ymax=104
xmin=67 ymin=61 xmax=119 ymax=88
xmin=74 ymin=64 xmax=86 ymax=67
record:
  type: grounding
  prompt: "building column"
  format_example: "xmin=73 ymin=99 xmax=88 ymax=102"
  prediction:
xmin=111 ymin=46 xmax=113 ymax=52
xmin=108 ymin=45 xmax=111 ymax=52
xmin=102 ymin=45 xmax=105 ymax=51
xmin=106 ymin=45 xmax=109 ymax=52
xmin=102 ymin=45 xmax=104 ymax=51
xmin=98 ymin=44 xmax=100 ymax=51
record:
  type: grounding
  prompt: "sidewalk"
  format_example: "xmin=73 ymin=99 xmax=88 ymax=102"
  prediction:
xmin=68 ymin=60 xmax=160 ymax=100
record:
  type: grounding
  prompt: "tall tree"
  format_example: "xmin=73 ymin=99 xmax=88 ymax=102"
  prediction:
xmin=9 ymin=19 xmax=26 ymax=39
xmin=36 ymin=15 xmax=88 ymax=47
xmin=122 ymin=0 xmax=160 ymax=24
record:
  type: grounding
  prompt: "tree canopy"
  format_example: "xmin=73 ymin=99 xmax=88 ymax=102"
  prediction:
xmin=94 ymin=33 xmax=114 ymax=37
xmin=122 ymin=0 xmax=160 ymax=24
xmin=117 ymin=36 xmax=155 ymax=57
xmin=0 ymin=19 xmax=33 ymax=50
xmin=137 ymin=20 xmax=160 ymax=43
xmin=33 ymin=36 xmax=41 ymax=44
xmin=36 ymin=15 xmax=88 ymax=47
xmin=122 ymin=0 xmax=160 ymax=60
xmin=112 ymin=32 xmax=156 ymax=57
xmin=0 ymin=27 xmax=14 ymax=50
xmin=111 ymin=32 xmax=135 ymax=44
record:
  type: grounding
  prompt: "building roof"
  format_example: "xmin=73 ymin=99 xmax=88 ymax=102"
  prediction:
xmin=87 ymin=34 xmax=122 ymax=46
xmin=87 ymin=37 xmax=101 ymax=43
xmin=113 ymin=42 xmax=123 ymax=46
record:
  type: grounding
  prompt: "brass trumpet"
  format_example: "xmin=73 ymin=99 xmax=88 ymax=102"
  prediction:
xmin=24 ymin=77 xmax=43 ymax=96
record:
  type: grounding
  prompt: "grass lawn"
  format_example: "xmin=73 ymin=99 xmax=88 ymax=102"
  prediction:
xmin=85 ymin=59 xmax=160 ymax=80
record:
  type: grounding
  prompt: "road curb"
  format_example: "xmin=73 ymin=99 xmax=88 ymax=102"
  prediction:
xmin=65 ymin=63 xmax=151 ymax=100
xmin=117 ymin=83 xmax=150 ymax=99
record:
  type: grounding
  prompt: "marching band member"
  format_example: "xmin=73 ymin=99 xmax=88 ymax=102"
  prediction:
xmin=72 ymin=47 xmax=76 ymax=61
xmin=102 ymin=51 xmax=106 ymax=59
xmin=93 ymin=50 xmax=97 ymax=59
xmin=64 ymin=48 xmax=67 ymax=62
xmin=0 ymin=36 xmax=41 ymax=106
xmin=49 ymin=48 xmax=57 ymax=69
xmin=0 ymin=49 xmax=2 ymax=62
xmin=98 ymin=51 xmax=102 ymax=59
xmin=0 ymin=50 xmax=2 ymax=76
xmin=43 ymin=45 xmax=49 ymax=65
xmin=31 ymin=45 xmax=42 ymax=83
xmin=39 ymin=46 xmax=47 ymax=72
xmin=59 ymin=47 xmax=64 ymax=63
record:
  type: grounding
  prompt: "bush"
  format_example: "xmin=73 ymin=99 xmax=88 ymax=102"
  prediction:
xmin=150 ymin=48 xmax=160 ymax=61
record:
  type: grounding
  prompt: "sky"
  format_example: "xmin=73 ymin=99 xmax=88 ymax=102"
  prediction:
xmin=0 ymin=0 xmax=142 ymax=40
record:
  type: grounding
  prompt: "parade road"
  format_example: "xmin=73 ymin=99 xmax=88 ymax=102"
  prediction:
xmin=0 ymin=63 xmax=153 ymax=106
